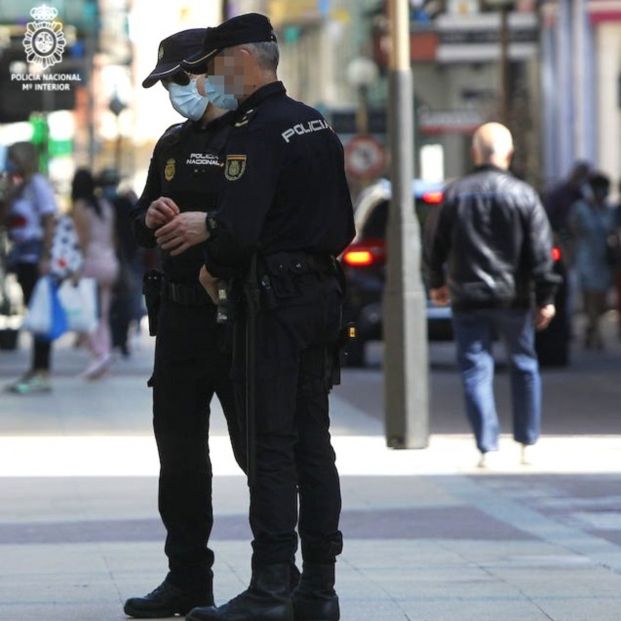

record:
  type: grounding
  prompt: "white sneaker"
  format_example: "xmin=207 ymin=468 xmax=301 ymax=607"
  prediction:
xmin=477 ymin=451 xmax=499 ymax=469
xmin=520 ymin=444 xmax=535 ymax=466
xmin=5 ymin=372 xmax=51 ymax=395
xmin=81 ymin=354 xmax=111 ymax=380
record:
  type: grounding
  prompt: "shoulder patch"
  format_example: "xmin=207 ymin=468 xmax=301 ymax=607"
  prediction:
xmin=234 ymin=108 xmax=256 ymax=128
xmin=164 ymin=158 xmax=176 ymax=182
xmin=158 ymin=122 xmax=186 ymax=150
xmin=224 ymin=155 xmax=247 ymax=181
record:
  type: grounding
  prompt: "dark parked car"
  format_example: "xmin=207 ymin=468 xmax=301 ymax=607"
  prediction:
xmin=341 ymin=178 xmax=569 ymax=368
xmin=341 ymin=178 xmax=451 ymax=366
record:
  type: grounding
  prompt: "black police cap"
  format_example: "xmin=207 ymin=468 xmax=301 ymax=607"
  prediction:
xmin=142 ymin=28 xmax=206 ymax=89
xmin=182 ymin=13 xmax=277 ymax=73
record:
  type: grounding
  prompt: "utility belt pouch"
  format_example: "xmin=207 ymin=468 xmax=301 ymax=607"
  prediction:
xmin=262 ymin=253 xmax=298 ymax=299
xmin=143 ymin=269 xmax=163 ymax=336
xmin=333 ymin=322 xmax=357 ymax=386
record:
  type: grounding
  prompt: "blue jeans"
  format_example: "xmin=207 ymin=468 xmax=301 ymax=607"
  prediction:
xmin=452 ymin=308 xmax=541 ymax=453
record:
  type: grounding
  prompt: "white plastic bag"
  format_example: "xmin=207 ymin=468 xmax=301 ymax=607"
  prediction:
xmin=22 ymin=276 xmax=68 ymax=340
xmin=58 ymin=278 xmax=98 ymax=333
xmin=22 ymin=277 xmax=52 ymax=335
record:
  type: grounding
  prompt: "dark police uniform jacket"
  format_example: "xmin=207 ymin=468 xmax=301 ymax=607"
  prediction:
xmin=132 ymin=112 xmax=234 ymax=283
xmin=203 ymin=82 xmax=355 ymax=275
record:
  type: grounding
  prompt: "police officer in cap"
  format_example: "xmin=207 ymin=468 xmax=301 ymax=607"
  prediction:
xmin=123 ymin=28 xmax=245 ymax=619
xmin=170 ymin=13 xmax=356 ymax=621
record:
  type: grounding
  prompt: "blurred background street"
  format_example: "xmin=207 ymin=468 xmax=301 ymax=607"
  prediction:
xmin=2 ymin=0 xmax=621 ymax=619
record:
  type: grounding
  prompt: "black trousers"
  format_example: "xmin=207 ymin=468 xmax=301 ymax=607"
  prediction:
xmin=16 ymin=262 xmax=52 ymax=371
xmin=151 ymin=298 xmax=244 ymax=589
xmin=233 ymin=273 xmax=344 ymax=568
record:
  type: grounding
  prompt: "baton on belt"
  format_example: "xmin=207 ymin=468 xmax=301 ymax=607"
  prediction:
xmin=243 ymin=253 xmax=260 ymax=486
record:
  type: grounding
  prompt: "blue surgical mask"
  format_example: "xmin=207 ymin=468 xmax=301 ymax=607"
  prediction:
xmin=168 ymin=79 xmax=209 ymax=121
xmin=203 ymin=77 xmax=239 ymax=111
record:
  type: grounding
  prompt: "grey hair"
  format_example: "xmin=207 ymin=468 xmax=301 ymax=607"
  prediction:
xmin=244 ymin=41 xmax=279 ymax=72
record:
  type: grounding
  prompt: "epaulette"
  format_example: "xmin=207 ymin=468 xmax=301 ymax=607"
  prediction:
xmin=157 ymin=121 xmax=186 ymax=148
xmin=233 ymin=108 xmax=257 ymax=128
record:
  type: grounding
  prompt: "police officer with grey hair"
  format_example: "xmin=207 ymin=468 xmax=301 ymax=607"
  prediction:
xmin=123 ymin=29 xmax=246 ymax=619
xmin=161 ymin=13 xmax=355 ymax=621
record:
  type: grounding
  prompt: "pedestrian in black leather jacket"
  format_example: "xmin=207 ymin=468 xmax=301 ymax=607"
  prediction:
xmin=426 ymin=122 xmax=559 ymax=469
xmin=427 ymin=155 xmax=559 ymax=319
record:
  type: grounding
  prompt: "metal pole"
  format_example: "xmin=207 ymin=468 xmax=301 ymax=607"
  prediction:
xmin=500 ymin=7 xmax=510 ymax=125
xmin=356 ymin=85 xmax=369 ymax=135
xmin=556 ymin=0 xmax=574 ymax=176
xmin=383 ymin=0 xmax=429 ymax=449
xmin=86 ymin=24 xmax=97 ymax=169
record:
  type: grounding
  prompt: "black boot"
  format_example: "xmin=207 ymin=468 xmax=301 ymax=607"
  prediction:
xmin=292 ymin=563 xmax=339 ymax=621
xmin=124 ymin=578 xmax=213 ymax=619
xmin=186 ymin=563 xmax=293 ymax=621
xmin=289 ymin=562 xmax=301 ymax=593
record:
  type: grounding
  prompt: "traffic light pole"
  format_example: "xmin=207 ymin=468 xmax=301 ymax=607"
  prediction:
xmin=383 ymin=0 xmax=429 ymax=449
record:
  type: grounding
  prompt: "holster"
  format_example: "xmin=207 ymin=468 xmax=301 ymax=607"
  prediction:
xmin=142 ymin=270 xmax=163 ymax=337
xmin=328 ymin=322 xmax=356 ymax=388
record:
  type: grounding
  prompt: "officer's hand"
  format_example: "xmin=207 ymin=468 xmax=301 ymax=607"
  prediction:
xmin=145 ymin=197 xmax=180 ymax=229
xmin=155 ymin=212 xmax=209 ymax=256
xmin=430 ymin=286 xmax=450 ymax=307
xmin=199 ymin=266 xmax=219 ymax=304
xmin=535 ymin=304 xmax=556 ymax=331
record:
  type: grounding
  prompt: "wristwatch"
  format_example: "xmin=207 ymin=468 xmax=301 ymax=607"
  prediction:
xmin=205 ymin=212 xmax=219 ymax=237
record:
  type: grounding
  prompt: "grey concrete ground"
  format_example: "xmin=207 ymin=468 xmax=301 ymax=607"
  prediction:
xmin=0 ymin=314 xmax=620 ymax=620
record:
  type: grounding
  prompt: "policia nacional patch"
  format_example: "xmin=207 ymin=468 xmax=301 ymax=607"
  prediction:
xmin=164 ymin=158 xmax=176 ymax=182
xmin=224 ymin=155 xmax=247 ymax=181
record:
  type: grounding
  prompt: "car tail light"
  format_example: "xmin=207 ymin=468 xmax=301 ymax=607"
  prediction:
xmin=343 ymin=250 xmax=374 ymax=266
xmin=342 ymin=239 xmax=386 ymax=267
xmin=552 ymin=246 xmax=561 ymax=262
xmin=422 ymin=191 xmax=444 ymax=205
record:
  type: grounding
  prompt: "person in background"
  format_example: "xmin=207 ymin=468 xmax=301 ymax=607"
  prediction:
xmin=427 ymin=123 xmax=558 ymax=468
xmin=96 ymin=168 xmax=143 ymax=358
xmin=614 ymin=180 xmax=621 ymax=339
xmin=2 ymin=142 xmax=57 ymax=395
xmin=72 ymin=168 xmax=119 ymax=379
xmin=544 ymin=161 xmax=592 ymax=328
xmin=569 ymin=172 xmax=616 ymax=350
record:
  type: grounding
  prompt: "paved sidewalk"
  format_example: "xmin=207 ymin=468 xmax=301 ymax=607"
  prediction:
xmin=1 ymin=321 xmax=621 ymax=620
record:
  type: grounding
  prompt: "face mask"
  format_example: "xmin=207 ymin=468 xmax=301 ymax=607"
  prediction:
xmin=203 ymin=77 xmax=238 ymax=111
xmin=168 ymin=80 xmax=209 ymax=121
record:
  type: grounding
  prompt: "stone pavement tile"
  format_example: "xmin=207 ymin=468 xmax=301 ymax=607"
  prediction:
xmin=444 ymin=539 xmax=590 ymax=563
xmin=534 ymin=598 xmax=621 ymax=621
xmin=483 ymin=566 xmax=621 ymax=598
xmin=0 ymin=602 xmax=124 ymax=621
xmin=399 ymin=598 xmax=552 ymax=621
xmin=339 ymin=539 xmax=467 ymax=568
xmin=340 ymin=475 xmax=463 ymax=509
xmin=362 ymin=567 xmax=522 ymax=599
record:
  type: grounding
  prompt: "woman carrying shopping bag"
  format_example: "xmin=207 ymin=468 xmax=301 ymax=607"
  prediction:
xmin=2 ymin=142 xmax=57 ymax=395
xmin=71 ymin=169 xmax=119 ymax=379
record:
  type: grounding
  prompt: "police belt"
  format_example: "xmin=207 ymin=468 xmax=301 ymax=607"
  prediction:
xmin=260 ymin=251 xmax=337 ymax=278
xmin=163 ymin=279 xmax=212 ymax=306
